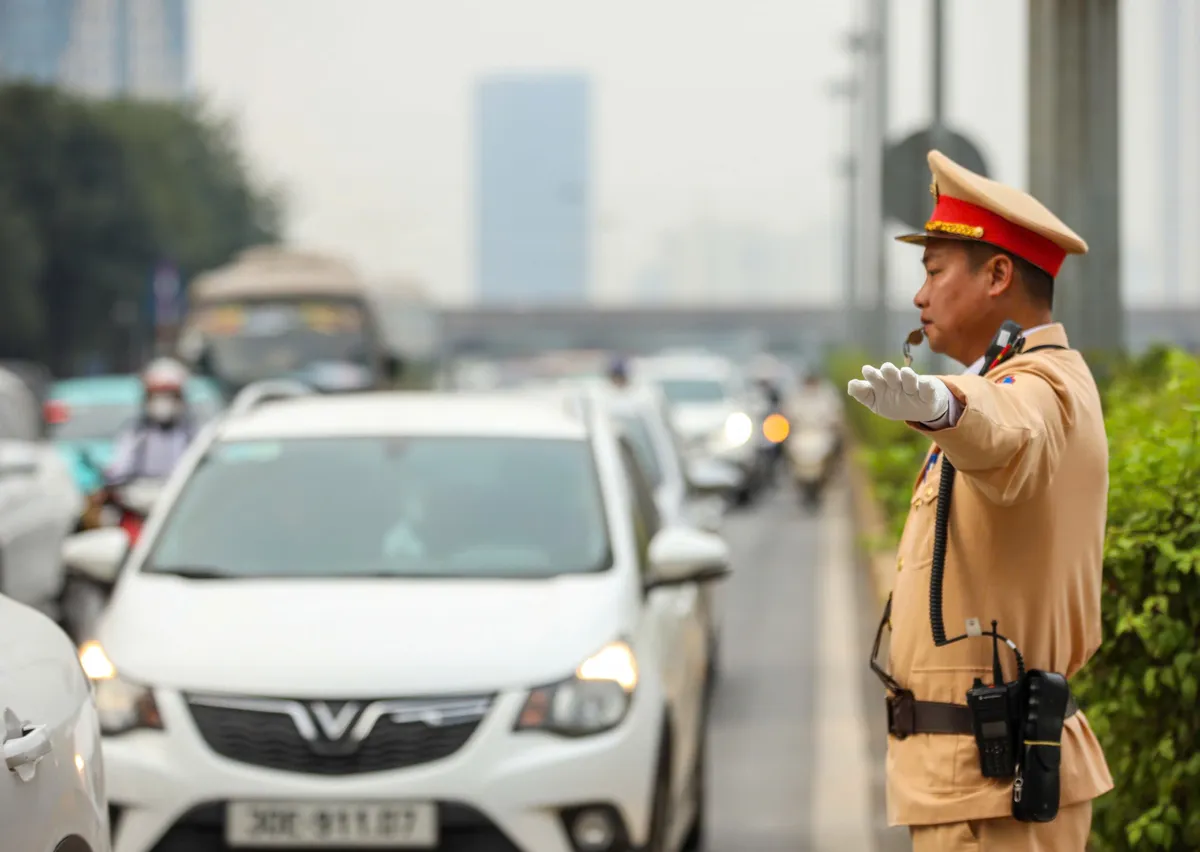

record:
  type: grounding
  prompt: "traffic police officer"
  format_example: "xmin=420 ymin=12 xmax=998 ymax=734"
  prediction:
xmin=847 ymin=151 xmax=1113 ymax=850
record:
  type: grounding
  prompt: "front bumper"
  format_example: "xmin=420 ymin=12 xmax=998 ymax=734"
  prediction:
xmin=104 ymin=687 xmax=663 ymax=852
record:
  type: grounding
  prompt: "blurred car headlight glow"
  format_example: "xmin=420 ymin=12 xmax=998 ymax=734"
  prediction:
xmin=723 ymin=412 xmax=753 ymax=447
xmin=78 ymin=640 xmax=162 ymax=735
xmin=515 ymin=641 xmax=638 ymax=736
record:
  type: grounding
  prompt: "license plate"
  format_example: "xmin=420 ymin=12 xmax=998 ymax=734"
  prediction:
xmin=226 ymin=801 xmax=438 ymax=848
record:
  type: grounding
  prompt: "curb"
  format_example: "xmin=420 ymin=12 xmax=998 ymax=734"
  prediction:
xmin=844 ymin=442 xmax=896 ymax=606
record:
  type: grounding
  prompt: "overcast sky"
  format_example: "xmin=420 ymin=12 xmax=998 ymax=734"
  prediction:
xmin=192 ymin=0 xmax=1194 ymax=306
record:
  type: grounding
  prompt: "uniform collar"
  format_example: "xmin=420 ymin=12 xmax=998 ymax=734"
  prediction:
xmin=962 ymin=322 xmax=1065 ymax=374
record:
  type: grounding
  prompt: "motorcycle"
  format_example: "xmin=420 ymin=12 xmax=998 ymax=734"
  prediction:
xmin=64 ymin=459 xmax=165 ymax=642
xmin=75 ymin=451 xmax=165 ymax=542
xmin=786 ymin=423 xmax=837 ymax=510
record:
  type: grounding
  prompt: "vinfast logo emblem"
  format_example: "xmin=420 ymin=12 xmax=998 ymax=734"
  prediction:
xmin=189 ymin=694 xmax=493 ymax=755
xmin=309 ymin=701 xmax=360 ymax=742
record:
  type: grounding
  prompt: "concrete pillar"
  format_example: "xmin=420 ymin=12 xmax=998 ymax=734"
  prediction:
xmin=1027 ymin=0 xmax=1123 ymax=352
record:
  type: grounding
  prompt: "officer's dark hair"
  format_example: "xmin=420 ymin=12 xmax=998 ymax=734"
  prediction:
xmin=966 ymin=242 xmax=1054 ymax=309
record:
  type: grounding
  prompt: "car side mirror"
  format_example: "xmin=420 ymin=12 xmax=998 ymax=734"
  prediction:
xmin=646 ymin=526 xmax=730 ymax=590
xmin=0 ymin=443 xmax=39 ymax=478
xmin=61 ymin=528 xmax=129 ymax=586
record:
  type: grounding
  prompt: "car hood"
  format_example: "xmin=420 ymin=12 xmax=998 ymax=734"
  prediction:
xmin=100 ymin=573 xmax=628 ymax=696
xmin=670 ymin=403 xmax=736 ymax=437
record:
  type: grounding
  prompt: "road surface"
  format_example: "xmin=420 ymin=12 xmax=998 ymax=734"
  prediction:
xmin=702 ymin=474 xmax=911 ymax=852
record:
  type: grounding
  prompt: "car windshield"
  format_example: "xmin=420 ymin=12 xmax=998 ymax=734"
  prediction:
xmin=614 ymin=412 xmax=664 ymax=488
xmin=144 ymin=436 xmax=612 ymax=579
xmin=49 ymin=396 xmax=224 ymax=441
xmin=655 ymin=378 xmax=728 ymax=404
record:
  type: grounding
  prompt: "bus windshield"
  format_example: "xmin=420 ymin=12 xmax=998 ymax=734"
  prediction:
xmin=185 ymin=300 xmax=376 ymax=388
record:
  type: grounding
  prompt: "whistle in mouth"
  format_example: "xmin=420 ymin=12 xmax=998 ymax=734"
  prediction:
xmin=903 ymin=328 xmax=925 ymax=368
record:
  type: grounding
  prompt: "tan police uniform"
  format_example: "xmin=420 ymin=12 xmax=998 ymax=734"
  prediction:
xmin=875 ymin=151 xmax=1114 ymax=850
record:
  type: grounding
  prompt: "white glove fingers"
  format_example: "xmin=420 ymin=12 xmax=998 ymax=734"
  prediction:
xmin=879 ymin=362 xmax=903 ymax=390
xmin=847 ymin=379 xmax=875 ymax=408
xmin=861 ymin=365 xmax=888 ymax=392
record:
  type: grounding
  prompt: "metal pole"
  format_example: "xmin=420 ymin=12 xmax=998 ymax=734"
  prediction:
xmin=870 ymin=0 xmax=890 ymax=358
xmin=932 ymin=0 xmax=945 ymax=128
xmin=1162 ymin=0 xmax=1180 ymax=312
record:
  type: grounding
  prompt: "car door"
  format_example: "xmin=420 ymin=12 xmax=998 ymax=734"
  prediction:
xmin=0 ymin=378 xmax=66 ymax=610
xmin=617 ymin=441 xmax=705 ymax=798
xmin=0 ymin=596 xmax=109 ymax=852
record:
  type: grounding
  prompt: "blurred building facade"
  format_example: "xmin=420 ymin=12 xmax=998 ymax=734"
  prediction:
xmin=0 ymin=0 xmax=187 ymax=99
xmin=474 ymin=72 xmax=592 ymax=304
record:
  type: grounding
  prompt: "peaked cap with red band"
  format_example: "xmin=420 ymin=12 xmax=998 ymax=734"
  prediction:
xmin=896 ymin=150 xmax=1088 ymax=277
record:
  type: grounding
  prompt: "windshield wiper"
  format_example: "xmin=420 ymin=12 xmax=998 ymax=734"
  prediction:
xmin=145 ymin=565 xmax=231 ymax=580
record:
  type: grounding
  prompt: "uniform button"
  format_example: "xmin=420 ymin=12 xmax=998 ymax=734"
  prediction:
xmin=896 ymin=558 xmax=904 ymax=572
xmin=925 ymin=486 xmax=934 ymax=499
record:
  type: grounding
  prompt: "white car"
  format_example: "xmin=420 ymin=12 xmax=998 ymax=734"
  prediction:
xmin=0 ymin=367 xmax=84 ymax=620
xmin=64 ymin=382 xmax=728 ymax=852
xmin=631 ymin=354 xmax=763 ymax=503
xmin=0 ymin=594 xmax=110 ymax=852
xmin=601 ymin=384 xmax=741 ymax=678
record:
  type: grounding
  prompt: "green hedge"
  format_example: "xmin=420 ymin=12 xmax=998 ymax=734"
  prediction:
xmin=834 ymin=346 xmax=1200 ymax=850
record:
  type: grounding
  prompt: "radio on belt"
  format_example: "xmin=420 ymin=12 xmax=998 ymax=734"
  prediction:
xmin=965 ymin=620 xmax=1018 ymax=779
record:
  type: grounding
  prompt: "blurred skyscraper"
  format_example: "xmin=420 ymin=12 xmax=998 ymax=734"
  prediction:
xmin=474 ymin=72 xmax=591 ymax=304
xmin=0 ymin=0 xmax=187 ymax=99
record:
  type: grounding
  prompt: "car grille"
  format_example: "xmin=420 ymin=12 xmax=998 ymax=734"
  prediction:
xmin=148 ymin=801 xmax=524 ymax=852
xmin=186 ymin=694 xmax=492 ymax=776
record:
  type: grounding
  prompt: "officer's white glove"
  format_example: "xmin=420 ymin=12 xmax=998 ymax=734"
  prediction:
xmin=846 ymin=362 xmax=951 ymax=423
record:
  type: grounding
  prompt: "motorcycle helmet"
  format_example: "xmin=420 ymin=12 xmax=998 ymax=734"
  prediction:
xmin=141 ymin=357 xmax=190 ymax=426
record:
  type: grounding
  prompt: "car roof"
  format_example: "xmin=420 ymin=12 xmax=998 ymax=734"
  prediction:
xmin=217 ymin=391 xmax=591 ymax=441
xmin=50 ymin=375 xmax=223 ymax=405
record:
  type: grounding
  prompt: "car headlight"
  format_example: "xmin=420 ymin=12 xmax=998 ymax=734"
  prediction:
xmin=78 ymin=641 xmax=162 ymax=736
xmin=515 ymin=641 xmax=638 ymax=737
xmin=723 ymin=412 xmax=753 ymax=447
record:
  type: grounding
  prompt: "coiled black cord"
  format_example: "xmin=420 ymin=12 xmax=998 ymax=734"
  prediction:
xmin=929 ymin=456 xmax=957 ymax=646
xmin=928 ymin=447 xmax=1026 ymax=680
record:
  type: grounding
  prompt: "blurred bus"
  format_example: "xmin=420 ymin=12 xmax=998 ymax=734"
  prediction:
xmin=177 ymin=247 xmax=442 ymax=394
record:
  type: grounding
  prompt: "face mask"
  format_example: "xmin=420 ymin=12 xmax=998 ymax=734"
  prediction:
xmin=146 ymin=394 xmax=181 ymax=425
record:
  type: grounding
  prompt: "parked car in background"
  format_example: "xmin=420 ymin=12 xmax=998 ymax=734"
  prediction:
xmin=0 ymin=587 xmax=111 ymax=852
xmin=632 ymin=352 xmax=767 ymax=505
xmin=46 ymin=374 xmax=226 ymax=497
xmin=0 ymin=366 xmax=83 ymax=622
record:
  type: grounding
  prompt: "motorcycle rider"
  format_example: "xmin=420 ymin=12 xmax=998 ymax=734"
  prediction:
xmin=104 ymin=357 xmax=198 ymax=485
xmin=607 ymin=355 xmax=631 ymax=389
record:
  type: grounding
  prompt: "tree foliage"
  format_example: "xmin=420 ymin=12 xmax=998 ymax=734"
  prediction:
xmin=838 ymin=346 xmax=1200 ymax=849
xmin=1073 ymin=350 xmax=1200 ymax=851
xmin=0 ymin=83 xmax=283 ymax=373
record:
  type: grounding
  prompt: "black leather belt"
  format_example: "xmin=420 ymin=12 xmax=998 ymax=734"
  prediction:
xmin=886 ymin=690 xmax=1079 ymax=740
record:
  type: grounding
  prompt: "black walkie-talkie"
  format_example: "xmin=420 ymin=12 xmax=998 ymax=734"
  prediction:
xmin=965 ymin=620 xmax=1019 ymax=778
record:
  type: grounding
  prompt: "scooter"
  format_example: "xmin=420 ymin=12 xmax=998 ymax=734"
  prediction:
xmin=786 ymin=424 xmax=836 ymax=511
xmin=65 ymin=455 xmax=165 ymax=643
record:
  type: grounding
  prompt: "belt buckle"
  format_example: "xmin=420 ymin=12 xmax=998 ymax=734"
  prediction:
xmin=887 ymin=690 xmax=915 ymax=740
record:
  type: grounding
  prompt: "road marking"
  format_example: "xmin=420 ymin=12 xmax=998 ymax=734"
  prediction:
xmin=812 ymin=482 xmax=878 ymax=852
